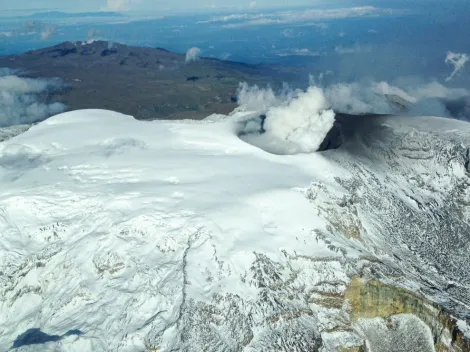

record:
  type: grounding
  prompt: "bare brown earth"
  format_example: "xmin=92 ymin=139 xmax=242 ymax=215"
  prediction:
xmin=0 ymin=41 xmax=297 ymax=120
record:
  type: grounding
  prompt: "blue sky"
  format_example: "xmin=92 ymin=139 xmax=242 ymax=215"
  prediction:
xmin=0 ymin=0 xmax=320 ymax=13
xmin=0 ymin=0 xmax=467 ymax=86
xmin=0 ymin=0 xmax=432 ymax=15
xmin=0 ymin=0 xmax=467 ymax=15
xmin=0 ymin=0 xmax=468 ymax=118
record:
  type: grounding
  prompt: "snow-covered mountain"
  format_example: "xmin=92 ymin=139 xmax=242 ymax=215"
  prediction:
xmin=1 ymin=102 xmax=470 ymax=351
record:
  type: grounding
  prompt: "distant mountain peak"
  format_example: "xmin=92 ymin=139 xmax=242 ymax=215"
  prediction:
xmin=22 ymin=41 xmax=183 ymax=61
xmin=0 ymin=41 xmax=279 ymax=120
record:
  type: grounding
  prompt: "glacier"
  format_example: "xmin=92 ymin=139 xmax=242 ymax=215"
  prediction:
xmin=0 ymin=108 xmax=470 ymax=351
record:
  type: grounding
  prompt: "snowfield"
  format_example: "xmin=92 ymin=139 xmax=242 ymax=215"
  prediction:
xmin=0 ymin=108 xmax=470 ymax=351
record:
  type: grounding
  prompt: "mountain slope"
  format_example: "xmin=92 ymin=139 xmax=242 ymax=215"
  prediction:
xmin=0 ymin=109 xmax=469 ymax=351
xmin=0 ymin=41 xmax=289 ymax=120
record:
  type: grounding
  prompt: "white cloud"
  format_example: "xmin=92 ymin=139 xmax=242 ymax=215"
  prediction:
xmin=445 ymin=51 xmax=469 ymax=82
xmin=223 ymin=18 xmax=279 ymax=27
xmin=281 ymin=28 xmax=295 ymax=37
xmin=249 ymin=1 xmax=256 ymax=8
xmin=185 ymin=47 xmax=201 ymax=63
xmin=200 ymin=13 xmax=256 ymax=23
xmin=276 ymin=48 xmax=323 ymax=57
xmin=313 ymin=23 xmax=329 ymax=30
xmin=201 ymin=6 xmax=397 ymax=28
xmin=0 ymin=74 xmax=65 ymax=127
xmin=106 ymin=0 xmax=139 ymax=11
xmin=335 ymin=44 xmax=372 ymax=55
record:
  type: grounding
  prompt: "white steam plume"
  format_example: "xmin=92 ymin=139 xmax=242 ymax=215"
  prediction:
xmin=309 ymin=74 xmax=470 ymax=118
xmin=185 ymin=47 xmax=201 ymax=63
xmin=237 ymin=83 xmax=279 ymax=111
xmin=9 ymin=21 xmax=57 ymax=41
xmin=237 ymin=83 xmax=335 ymax=154
xmin=40 ymin=24 xmax=57 ymax=40
xmin=87 ymin=29 xmax=105 ymax=43
xmin=445 ymin=51 xmax=469 ymax=82
xmin=237 ymin=77 xmax=470 ymax=145
xmin=322 ymin=81 xmax=405 ymax=114
xmin=0 ymin=74 xmax=66 ymax=127
xmin=263 ymin=87 xmax=335 ymax=153
xmin=237 ymin=82 xmax=300 ymax=112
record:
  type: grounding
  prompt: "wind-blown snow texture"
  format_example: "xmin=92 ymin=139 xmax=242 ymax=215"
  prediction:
xmin=0 ymin=107 xmax=470 ymax=351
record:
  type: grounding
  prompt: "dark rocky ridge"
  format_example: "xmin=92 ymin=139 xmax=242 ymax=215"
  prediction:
xmin=0 ymin=41 xmax=293 ymax=120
